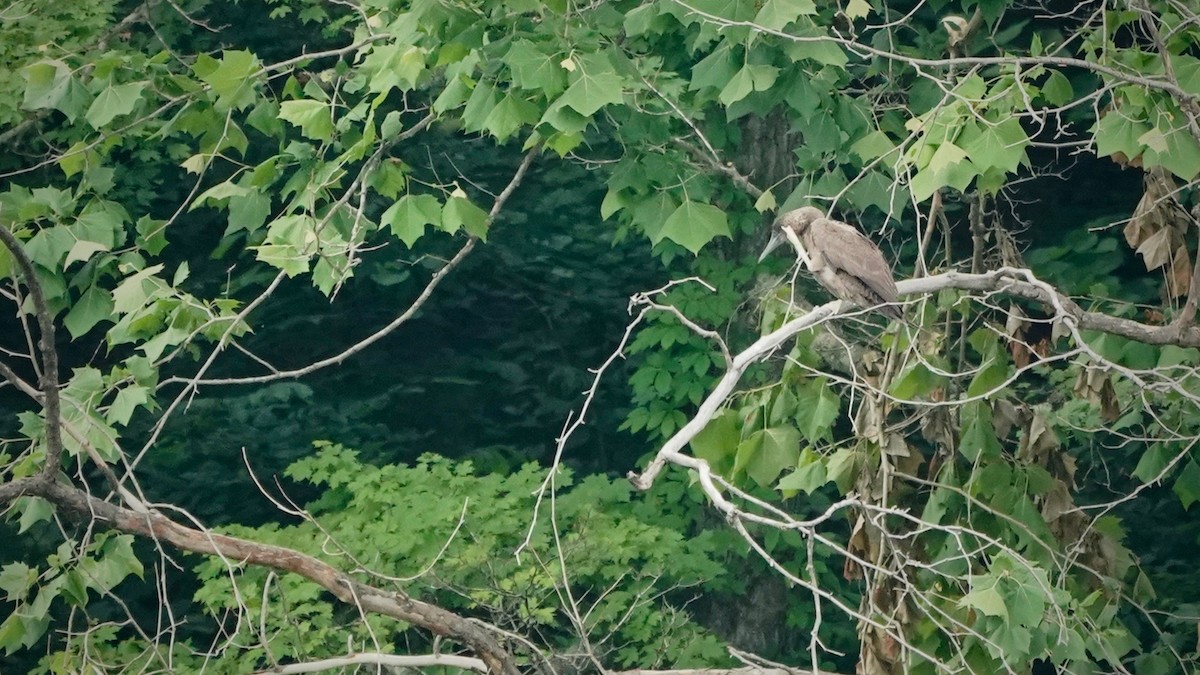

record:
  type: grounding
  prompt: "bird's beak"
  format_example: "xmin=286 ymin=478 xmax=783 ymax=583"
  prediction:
xmin=758 ymin=229 xmax=785 ymax=263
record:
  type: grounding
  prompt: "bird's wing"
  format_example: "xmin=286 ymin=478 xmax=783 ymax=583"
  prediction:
xmin=805 ymin=217 xmax=899 ymax=304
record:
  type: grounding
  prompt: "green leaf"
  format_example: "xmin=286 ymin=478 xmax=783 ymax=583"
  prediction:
xmin=362 ymin=44 xmax=426 ymax=95
xmin=253 ymin=244 xmax=309 ymax=277
xmin=960 ymin=582 xmax=1008 ymax=619
xmin=278 ymin=100 xmax=334 ymax=141
xmin=784 ymin=37 xmax=848 ymax=67
xmin=777 ymin=447 xmax=827 ymax=493
xmin=753 ymin=189 xmax=777 ymax=213
xmin=134 ymin=216 xmax=168 ymax=255
xmin=0 ymin=563 xmax=35 ymax=602
xmin=382 ymin=194 xmax=442 ymax=247
xmin=462 ymin=79 xmax=500 ymax=132
xmin=959 ymin=401 xmax=1002 ymax=462
xmin=890 ymin=361 xmax=944 ymax=399
xmin=1173 ymin=459 xmax=1200 ymax=509
xmin=961 ymin=119 xmax=1028 ymax=174
xmin=85 ymin=82 xmax=145 ymax=129
xmin=845 ymin=0 xmax=871 ymax=19
xmin=0 ymin=614 xmax=24 ymax=654
xmin=1041 ymin=70 xmax=1074 ymax=106
xmin=64 ymin=286 xmax=114 ymax=339
xmin=369 ymin=160 xmax=407 ymax=199
xmin=966 ymin=359 xmax=1009 ymax=398
xmin=64 ymin=240 xmax=109 ymax=268
xmin=718 ymin=67 xmax=753 ymax=106
xmin=555 ymin=56 xmax=625 ymax=117
xmin=825 ymin=447 xmax=860 ymax=493
xmin=732 ymin=432 xmax=763 ymax=479
xmin=16 ymin=497 xmax=53 ymax=534
xmin=690 ymin=409 xmax=740 ymax=471
xmin=442 ymin=195 xmax=490 ymax=240
xmin=111 ymin=265 xmax=164 ymax=314
xmin=656 ymin=200 xmax=730 ymax=254
xmin=192 ymin=180 xmax=250 ymax=208
xmin=690 ymin=44 xmax=737 ymax=92
xmin=483 ymin=94 xmax=538 ymax=141
xmin=1173 ymin=55 xmax=1200 ymax=97
xmin=25 ymin=226 xmax=75 ymax=269
xmin=753 ymin=0 xmax=816 ymax=30
xmin=851 ymin=131 xmax=896 ymax=162
xmin=745 ymin=426 xmax=800 ymax=487
xmin=198 ymin=49 xmax=261 ymax=110
xmin=505 ymin=40 xmax=566 ymax=95
xmin=84 ymin=535 xmax=145 ymax=592
xmin=794 ymin=378 xmax=840 ymax=442
xmin=910 ymin=142 xmax=978 ymax=201
xmin=21 ymin=60 xmax=87 ymax=120
xmin=228 ymin=190 xmax=271 ymax=233
xmin=1094 ymin=111 xmax=1149 ymax=161
xmin=1142 ymin=126 xmax=1200 ymax=180
xmin=107 ymin=385 xmax=149 ymax=426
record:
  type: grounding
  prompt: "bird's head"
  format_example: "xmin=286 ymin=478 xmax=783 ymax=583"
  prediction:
xmin=758 ymin=206 xmax=824 ymax=262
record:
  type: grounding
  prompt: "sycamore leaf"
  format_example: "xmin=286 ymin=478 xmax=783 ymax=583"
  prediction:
xmin=754 ymin=0 xmax=817 ymax=30
xmin=64 ymin=240 xmax=109 ymax=268
xmin=198 ymin=49 xmax=260 ymax=110
xmin=442 ymin=196 xmax=490 ymax=240
xmin=382 ymin=194 xmax=441 ymax=247
xmin=777 ymin=448 xmax=828 ymax=493
xmin=505 ymin=40 xmax=566 ymax=95
xmin=744 ymin=426 xmax=801 ymax=488
xmin=719 ymin=67 xmax=754 ymax=106
xmin=63 ymin=286 xmax=114 ymax=339
xmin=690 ymin=410 xmax=740 ymax=471
xmin=1041 ymin=70 xmax=1074 ymax=106
xmin=1143 ymin=126 xmax=1200 ymax=180
xmin=85 ymin=82 xmax=145 ymax=129
xmin=482 ymin=94 xmax=538 ymax=141
xmin=845 ymin=0 xmax=871 ymax=19
xmin=959 ymin=401 xmax=1002 ymax=461
xmin=1094 ymin=112 xmax=1150 ymax=161
xmin=1174 ymin=459 xmax=1200 ymax=509
xmin=656 ymin=200 xmax=730 ymax=254
xmin=754 ymin=189 xmax=777 ymax=213
xmin=960 ymin=583 xmax=1009 ymax=619
xmin=795 ymin=378 xmax=840 ymax=442
xmin=107 ymin=385 xmax=149 ymax=426
xmin=966 ymin=358 xmax=1010 ymax=398
xmin=278 ymin=100 xmax=334 ymax=141
xmin=556 ymin=58 xmax=625 ymax=117
xmin=962 ymin=119 xmax=1028 ymax=174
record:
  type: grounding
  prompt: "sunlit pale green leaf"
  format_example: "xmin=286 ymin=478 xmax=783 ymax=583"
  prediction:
xmin=382 ymin=194 xmax=442 ymax=247
xmin=753 ymin=0 xmax=816 ymax=29
xmin=555 ymin=57 xmax=625 ymax=117
xmin=278 ymin=100 xmax=334 ymax=141
xmin=960 ymin=581 xmax=1008 ymax=619
xmin=198 ymin=49 xmax=261 ymax=110
xmin=442 ymin=195 xmax=490 ymax=240
xmin=656 ymin=200 xmax=730 ymax=254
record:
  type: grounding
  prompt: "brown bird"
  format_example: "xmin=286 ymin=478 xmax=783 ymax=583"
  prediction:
xmin=758 ymin=206 xmax=902 ymax=320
